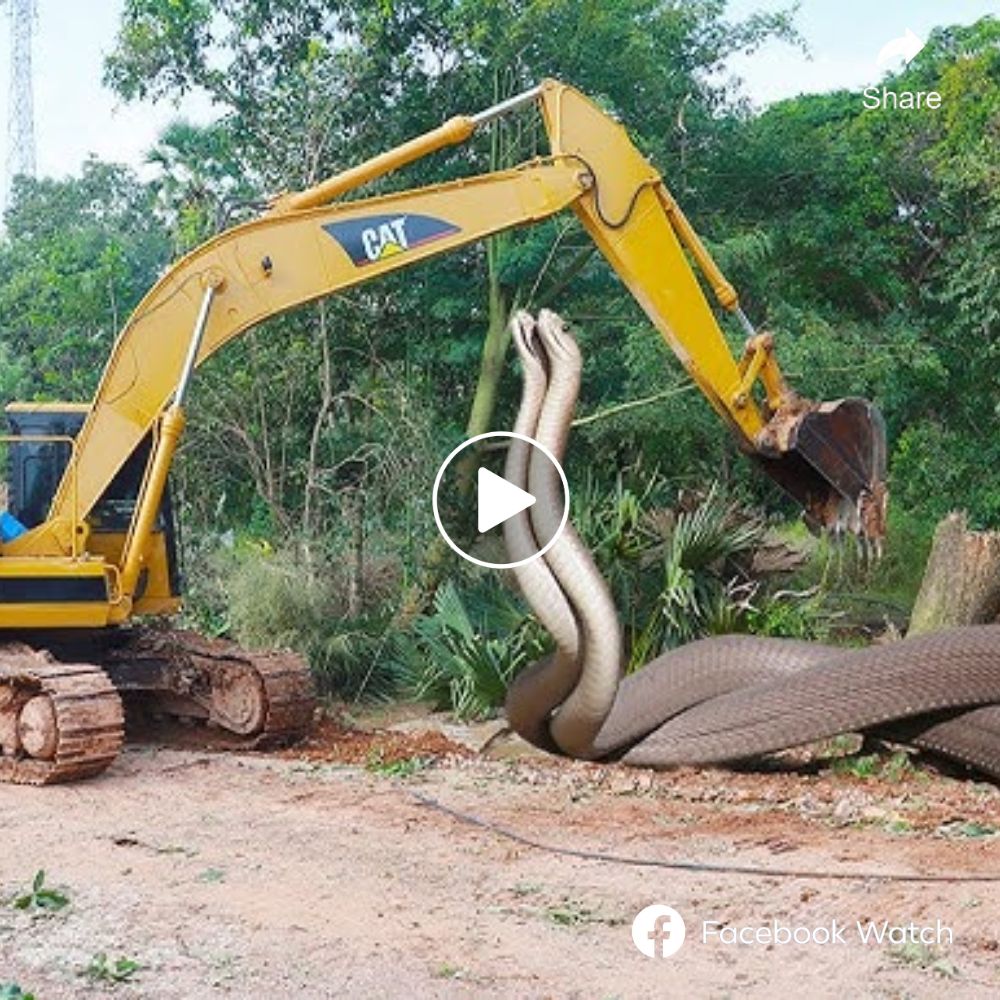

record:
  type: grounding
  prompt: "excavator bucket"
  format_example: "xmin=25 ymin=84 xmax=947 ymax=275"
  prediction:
xmin=753 ymin=397 xmax=888 ymax=552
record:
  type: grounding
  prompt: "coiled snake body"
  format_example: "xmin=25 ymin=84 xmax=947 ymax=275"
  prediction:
xmin=503 ymin=311 xmax=1000 ymax=780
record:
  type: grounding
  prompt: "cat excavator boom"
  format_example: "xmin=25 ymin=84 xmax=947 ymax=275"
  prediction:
xmin=0 ymin=80 xmax=886 ymax=784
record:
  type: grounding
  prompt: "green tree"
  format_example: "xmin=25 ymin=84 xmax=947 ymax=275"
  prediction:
xmin=703 ymin=15 xmax=1000 ymax=523
xmin=103 ymin=1 xmax=802 ymax=587
xmin=0 ymin=161 xmax=170 ymax=401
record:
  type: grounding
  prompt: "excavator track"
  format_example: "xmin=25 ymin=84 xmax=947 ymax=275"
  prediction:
xmin=102 ymin=628 xmax=316 ymax=749
xmin=0 ymin=646 xmax=124 ymax=786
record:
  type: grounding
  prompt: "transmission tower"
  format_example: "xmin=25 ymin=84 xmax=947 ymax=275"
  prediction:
xmin=3 ymin=0 xmax=37 ymax=206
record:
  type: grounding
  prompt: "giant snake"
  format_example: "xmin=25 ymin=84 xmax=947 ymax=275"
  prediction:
xmin=502 ymin=310 xmax=1000 ymax=781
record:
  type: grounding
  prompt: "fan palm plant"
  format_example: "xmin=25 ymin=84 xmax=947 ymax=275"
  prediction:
xmin=396 ymin=579 xmax=549 ymax=719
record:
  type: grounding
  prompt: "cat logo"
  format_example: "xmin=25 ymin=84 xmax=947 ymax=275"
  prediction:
xmin=323 ymin=213 xmax=461 ymax=266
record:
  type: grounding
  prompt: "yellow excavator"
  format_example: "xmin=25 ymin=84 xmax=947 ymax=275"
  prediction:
xmin=0 ymin=80 xmax=886 ymax=784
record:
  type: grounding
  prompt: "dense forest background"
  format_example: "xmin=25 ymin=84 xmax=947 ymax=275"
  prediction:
xmin=1 ymin=2 xmax=998 ymax=711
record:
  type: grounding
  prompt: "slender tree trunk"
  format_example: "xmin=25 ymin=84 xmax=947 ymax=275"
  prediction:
xmin=454 ymin=247 xmax=510 ymax=498
xmin=398 ymin=240 xmax=511 ymax=622
xmin=345 ymin=485 xmax=364 ymax=617
xmin=304 ymin=302 xmax=333 ymax=543
xmin=465 ymin=243 xmax=511 ymax=438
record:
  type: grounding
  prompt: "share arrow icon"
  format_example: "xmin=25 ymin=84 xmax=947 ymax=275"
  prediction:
xmin=877 ymin=28 xmax=924 ymax=66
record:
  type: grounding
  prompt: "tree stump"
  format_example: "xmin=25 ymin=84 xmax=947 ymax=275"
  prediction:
xmin=909 ymin=512 xmax=1000 ymax=635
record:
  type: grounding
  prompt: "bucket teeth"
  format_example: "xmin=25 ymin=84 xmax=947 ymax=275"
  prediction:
xmin=754 ymin=396 xmax=888 ymax=547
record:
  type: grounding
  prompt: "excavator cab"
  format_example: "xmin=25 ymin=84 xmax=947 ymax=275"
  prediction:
xmin=3 ymin=403 xmax=182 ymax=613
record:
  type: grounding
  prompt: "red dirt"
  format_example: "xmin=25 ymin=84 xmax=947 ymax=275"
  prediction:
xmin=2 ymin=707 xmax=998 ymax=999
xmin=283 ymin=713 xmax=472 ymax=766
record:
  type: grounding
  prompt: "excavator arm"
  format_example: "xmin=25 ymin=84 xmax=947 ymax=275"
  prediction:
xmin=2 ymin=80 xmax=887 ymax=622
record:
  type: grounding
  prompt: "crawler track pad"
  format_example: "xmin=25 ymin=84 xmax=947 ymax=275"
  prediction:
xmin=0 ymin=651 xmax=124 ymax=785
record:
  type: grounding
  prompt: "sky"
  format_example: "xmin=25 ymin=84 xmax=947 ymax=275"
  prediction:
xmin=0 ymin=0 xmax=215 ymax=196
xmin=725 ymin=0 xmax=1000 ymax=104
xmin=0 ymin=0 xmax=998 ymax=204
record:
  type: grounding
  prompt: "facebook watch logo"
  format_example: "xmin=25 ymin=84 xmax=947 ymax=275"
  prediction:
xmin=632 ymin=905 xmax=686 ymax=958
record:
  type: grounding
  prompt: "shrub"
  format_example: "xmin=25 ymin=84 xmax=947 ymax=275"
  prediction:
xmin=746 ymin=586 xmax=837 ymax=641
xmin=187 ymin=541 xmax=402 ymax=700
xmin=394 ymin=578 xmax=549 ymax=719
xmin=575 ymin=478 xmax=771 ymax=665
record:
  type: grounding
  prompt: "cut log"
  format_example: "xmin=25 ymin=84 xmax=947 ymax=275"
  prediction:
xmin=909 ymin=512 xmax=1000 ymax=635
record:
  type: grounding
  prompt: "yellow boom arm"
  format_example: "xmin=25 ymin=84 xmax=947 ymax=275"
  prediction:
xmin=5 ymin=80 xmax=885 ymax=588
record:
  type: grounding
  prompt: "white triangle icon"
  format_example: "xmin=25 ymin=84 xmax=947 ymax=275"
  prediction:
xmin=477 ymin=467 xmax=536 ymax=533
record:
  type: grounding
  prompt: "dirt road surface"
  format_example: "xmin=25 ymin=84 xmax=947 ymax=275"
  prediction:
xmin=1 ymin=712 xmax=999 ymax=999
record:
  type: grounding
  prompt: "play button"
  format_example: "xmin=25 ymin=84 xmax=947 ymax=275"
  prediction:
xmin=477 ymin=467 xmax=535 ymax=533
xmin=432 ymin=431 xmax=569 ymax=569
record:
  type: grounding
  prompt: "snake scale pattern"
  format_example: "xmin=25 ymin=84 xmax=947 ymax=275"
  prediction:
xmin=503 ymin=310 xmax=1000 ymax=781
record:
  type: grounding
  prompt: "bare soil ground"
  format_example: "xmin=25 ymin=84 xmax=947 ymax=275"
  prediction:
xmin=1 ymin=706 xmax=998 ymax=999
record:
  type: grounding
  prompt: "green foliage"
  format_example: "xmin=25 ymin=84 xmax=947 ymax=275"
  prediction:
xmin=890 ymin=941 xmax=957 ymax=977
xmin=893 ymin=422 xmax=1000 ymax=527
xmin=83 ymin=953 xmax=141 ymax=984
xmin=208 ymin=544 xmax=402 ymax=700
xmin=11 ymin=870 xmax=69 ymax=913
xmin=102 ymin=0 xmax=804 ymax=510
xmin=148 ymin=119 xmax=256 ymax=252
xmin=576 ymin=479 xmax=774 ymax=664
xmin=0 ymin=985 xmax=35 ymax=1000
xmin=937 ymin=820 xmax=998 ymax=839
xmin=641 ymin=485 xmax=765 ymax=651
xmin=394 ymin=579 xmax=549 ymax=719
xmin=100 ymin=0 xmax=987 ymax=629
xmin=788 ymin=505 xmax=933 ymax=627
xmin=745 ymin=587 xmax=832 ymax=642
xmin=224 ymin=548 xmax=331 ymax=645
xmin=830 ymin=749 xmax=915 ymax=782
xmin=0 ymin=2 xmax=995 ymax=730
xmin=862 ymin=507 xmax=935 ymax=609
xmin=544 ymin=899 xmax=612 ymax=928
xmin=365 ymin=751 xmax=431 ymax=778
xmin=0 ymin=161 xmax=169 ymax=401
xmin=713 ymin=15 xmax=1000 ymax=528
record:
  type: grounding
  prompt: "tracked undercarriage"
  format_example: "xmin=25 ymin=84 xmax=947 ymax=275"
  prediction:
xmin=0 ymin=650 xmax=124 ymax=785
xmin=0 ymin=628 xmax=315 ymax=785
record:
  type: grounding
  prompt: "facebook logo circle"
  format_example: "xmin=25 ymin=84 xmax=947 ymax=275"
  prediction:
xmin=632 ymin=904 xmax=686 ymax=958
